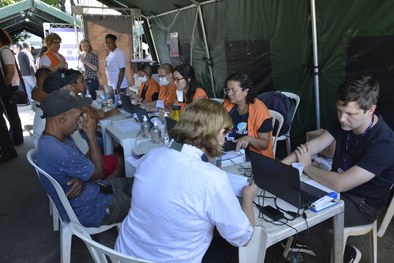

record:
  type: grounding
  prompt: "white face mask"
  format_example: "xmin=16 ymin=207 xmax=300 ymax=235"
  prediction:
xmin=159 ymin=77 xmax=169 ymax=86
xmin=138 ymin=76 xmax=148 ymax=83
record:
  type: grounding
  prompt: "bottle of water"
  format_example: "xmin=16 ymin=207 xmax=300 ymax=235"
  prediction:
xmin=150 ymin=121 xmax=161 ymax=143
xmin=141 ymin=115 xmax=150 ymax=138
xmin=161 ymin=112 xmax=170 ymax=144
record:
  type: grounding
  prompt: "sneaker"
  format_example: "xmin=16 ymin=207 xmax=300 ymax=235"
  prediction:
xmin=344 ymin=245 xmax=361 ymax=263
xmin=281 ymin=240 xmax=316 ymax=256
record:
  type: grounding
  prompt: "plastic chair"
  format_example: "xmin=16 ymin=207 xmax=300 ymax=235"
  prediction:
xmin=26 ymin=149 xmax=121 ymax=263
xmin=268 ymin=110 xmax=284 ymax=158
xmin=69 ymin=222 xmax=154 ymax=263
xmin=24 ymin=124 xmax=60 ymax=231
xmin=276 ymin=91 xmax=300 ymax=155
xmin=210 ymin=98 xmax=224 ymax=104
xmin=378 ymin=189 xmax=394 ymax=237
xmin=24 ymin=124 xmax=39 ymax=148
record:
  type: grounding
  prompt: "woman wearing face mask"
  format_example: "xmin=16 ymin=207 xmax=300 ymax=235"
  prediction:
xmin=173 ymin=64 xmax=208 ymax=111
xmin=132 ymin=64 xmax=160 ymax=103
xmin=144 ymin=63 xmax=176 ymax=110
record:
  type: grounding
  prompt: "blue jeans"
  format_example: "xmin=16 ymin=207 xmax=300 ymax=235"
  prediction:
xmin=84 ymin=78 xmax=99 ymax=100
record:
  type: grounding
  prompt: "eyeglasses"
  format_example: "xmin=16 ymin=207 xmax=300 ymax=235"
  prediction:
xmin=174 ymin=77 xmax=185 ymax=82
xmin=224 ymin=88 xmax=242 ymax=95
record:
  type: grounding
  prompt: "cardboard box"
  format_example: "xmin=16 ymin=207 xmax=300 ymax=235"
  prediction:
xmin=306 ymin=129 xmax=336 ymax=157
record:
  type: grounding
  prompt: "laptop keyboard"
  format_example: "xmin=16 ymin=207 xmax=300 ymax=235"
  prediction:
xmin=300 ymin=190 xmax=320 ymax=207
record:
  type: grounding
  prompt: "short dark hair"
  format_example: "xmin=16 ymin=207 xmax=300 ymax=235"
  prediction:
xmin=35 ymin=67 xmax=51 ymax=80
xmin=105 ymin=34 xmax=117 ymax=41
xmin=336 ymin=75 xmax=379 ymax=112
xmin=224 ymin=72 xmax=256 ymax=104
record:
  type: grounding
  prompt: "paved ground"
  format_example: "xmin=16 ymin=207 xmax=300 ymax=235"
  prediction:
xmin=0 ymin=105 xmax=393 ymax=262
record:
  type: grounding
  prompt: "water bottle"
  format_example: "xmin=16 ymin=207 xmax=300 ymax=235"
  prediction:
xmin=150 ymin=121 xmax=161 ymax=143
xmin=161 ymin=112 xmax=170 ymax=144
xmin=141 ymin=115 xmax=150 ymax=138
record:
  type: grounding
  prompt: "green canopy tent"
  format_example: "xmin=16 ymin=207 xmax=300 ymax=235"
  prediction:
xmin=0 ymin=0 xmax=75 ymax=38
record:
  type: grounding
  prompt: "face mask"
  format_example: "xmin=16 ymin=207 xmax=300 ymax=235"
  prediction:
xmin=159 ymin=77 xmax=169 ymax=86
xmin=138 ymin=76 xmax=148 ymax=83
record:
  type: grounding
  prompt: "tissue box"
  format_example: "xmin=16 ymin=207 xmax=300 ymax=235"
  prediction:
xmin=306 ymin=129 xmax=336 ymax=157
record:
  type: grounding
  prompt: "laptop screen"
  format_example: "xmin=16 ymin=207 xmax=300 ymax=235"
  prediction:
xmin=119 ymin=93 xmax=135 ymax=115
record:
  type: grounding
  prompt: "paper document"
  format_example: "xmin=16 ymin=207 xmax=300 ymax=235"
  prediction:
xmin=226 ymin=172 xmax=249 ymax=197
xmin=113 ymin=120 xmax=140 ymax=132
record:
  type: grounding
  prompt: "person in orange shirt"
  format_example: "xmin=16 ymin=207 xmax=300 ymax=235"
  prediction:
xmin=223 ymin=72 xmax=274 ymax=158
xmin=39 ymin=33 xmax=68 ymax=72
xmin=144 ymin=63 xmax=176 ymax=110
xmin=132 ymin=64 xmax=159 ymax=103
xmin=173 ymin=64 xmax=208 ymax=111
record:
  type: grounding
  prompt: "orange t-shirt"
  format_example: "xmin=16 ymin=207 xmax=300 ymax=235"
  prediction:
xmin=138 ymin=78 xmax=160 ymax=102
xmin=223 ymin=99 xmax=274 ymax=158
xmin=159 ymin=82 xmax=177 ymax=110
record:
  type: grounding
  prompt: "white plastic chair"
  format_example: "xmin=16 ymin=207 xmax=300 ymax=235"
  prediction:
xmin=26 ymin=149 xmax=121 ymax=263
xmin=69 ymin=222 xmax=154 ymax=263
xmin=210 ymin=97 xmax=224 ymax=104
xmin=24 ymin=124 xmax=39 ymax=148
xmin=24 ymin=124 xmax=60 ymax=231
xmin=276 ymin=92 xmax=300 ymax=155
xmin=378 ymin=190 xmax=394 ymax=237
xmin=268 ymin=110 xmax=284 ymax=158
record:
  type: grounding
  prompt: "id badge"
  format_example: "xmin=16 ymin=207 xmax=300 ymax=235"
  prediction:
xmin=337 ymin=152 xmax=353 ymax=173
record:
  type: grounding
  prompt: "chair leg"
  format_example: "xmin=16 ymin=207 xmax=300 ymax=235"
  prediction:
xmin=371 ymin=221 xmax=377 ymax=263
xmin=282 ymin=236 xmax=294 ymax=258
xmin=285 ymin=136 xmax=291 ymax=155
xmin=61 ymin=223 xmax=72 ymax=263
xmin=49 ymin=198 xmax=53 ymax=216
xmin=52 ymin=204 xmax=59 ymax=231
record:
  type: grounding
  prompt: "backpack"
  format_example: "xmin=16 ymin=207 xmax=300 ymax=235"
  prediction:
xmin=257 ymin=91 xmax=297 ymax=136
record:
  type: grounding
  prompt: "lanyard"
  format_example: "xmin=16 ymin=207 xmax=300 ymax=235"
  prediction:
xmin=345 ymin=115 xmax=374 ymax=152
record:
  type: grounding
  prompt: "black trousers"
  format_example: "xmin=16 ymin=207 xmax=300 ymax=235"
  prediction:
xmin=1 ymin=88 xmax=23 ymax=145
xmin=0 ymin=97 xmax=15 ymax=153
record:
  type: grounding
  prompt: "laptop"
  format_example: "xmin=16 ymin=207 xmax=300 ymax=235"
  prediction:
xmin=165 ymin=117 xmax=177 ymax=140
xmin=119 ymin=93 xmax=136 ymax=115
xmin=248 ymin=151 xmax=328 ymax=209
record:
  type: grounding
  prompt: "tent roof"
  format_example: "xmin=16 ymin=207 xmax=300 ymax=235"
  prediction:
xmin=96 ymin=0 xmax=212 ymax=16
xmin=0 ymin=0 xmax=75 ymax=38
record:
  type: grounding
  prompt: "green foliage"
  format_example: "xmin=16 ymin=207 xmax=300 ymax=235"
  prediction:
xmin=0 ymin=0 xmax=15 ymax=8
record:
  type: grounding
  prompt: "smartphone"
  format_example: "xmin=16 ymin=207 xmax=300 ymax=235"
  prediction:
xmin=259 ymin=205 xmax=284 ymax=220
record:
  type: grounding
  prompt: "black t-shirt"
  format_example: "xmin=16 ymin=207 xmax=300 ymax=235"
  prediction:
xmin=327 ymin=115 xmax=394 ymax=207
xmin=223 ymin=105 xmax=272 ymax=151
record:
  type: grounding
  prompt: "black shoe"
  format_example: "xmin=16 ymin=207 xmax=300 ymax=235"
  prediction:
xmin=344 ymin=245 xmax=361 ymax=263
xmin=0 ymin=149 xmax=18 ymax=163
xmin=281 ymin=240 xmax=316 ymax=256
xmin=12 ymin=140 xmax=24 ymax=146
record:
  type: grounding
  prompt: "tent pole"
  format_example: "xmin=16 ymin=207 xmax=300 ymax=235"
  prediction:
xmin=310 ymin=0 xmax=321 ymax=129
xmin=196 ymin=4 xmax=217 ymax=98
xmin=145 ymin=17 xmax=160 ymax=64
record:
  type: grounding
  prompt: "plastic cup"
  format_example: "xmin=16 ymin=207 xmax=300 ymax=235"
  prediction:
xmin=291 ymin=162 xmax=304 ymax=176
